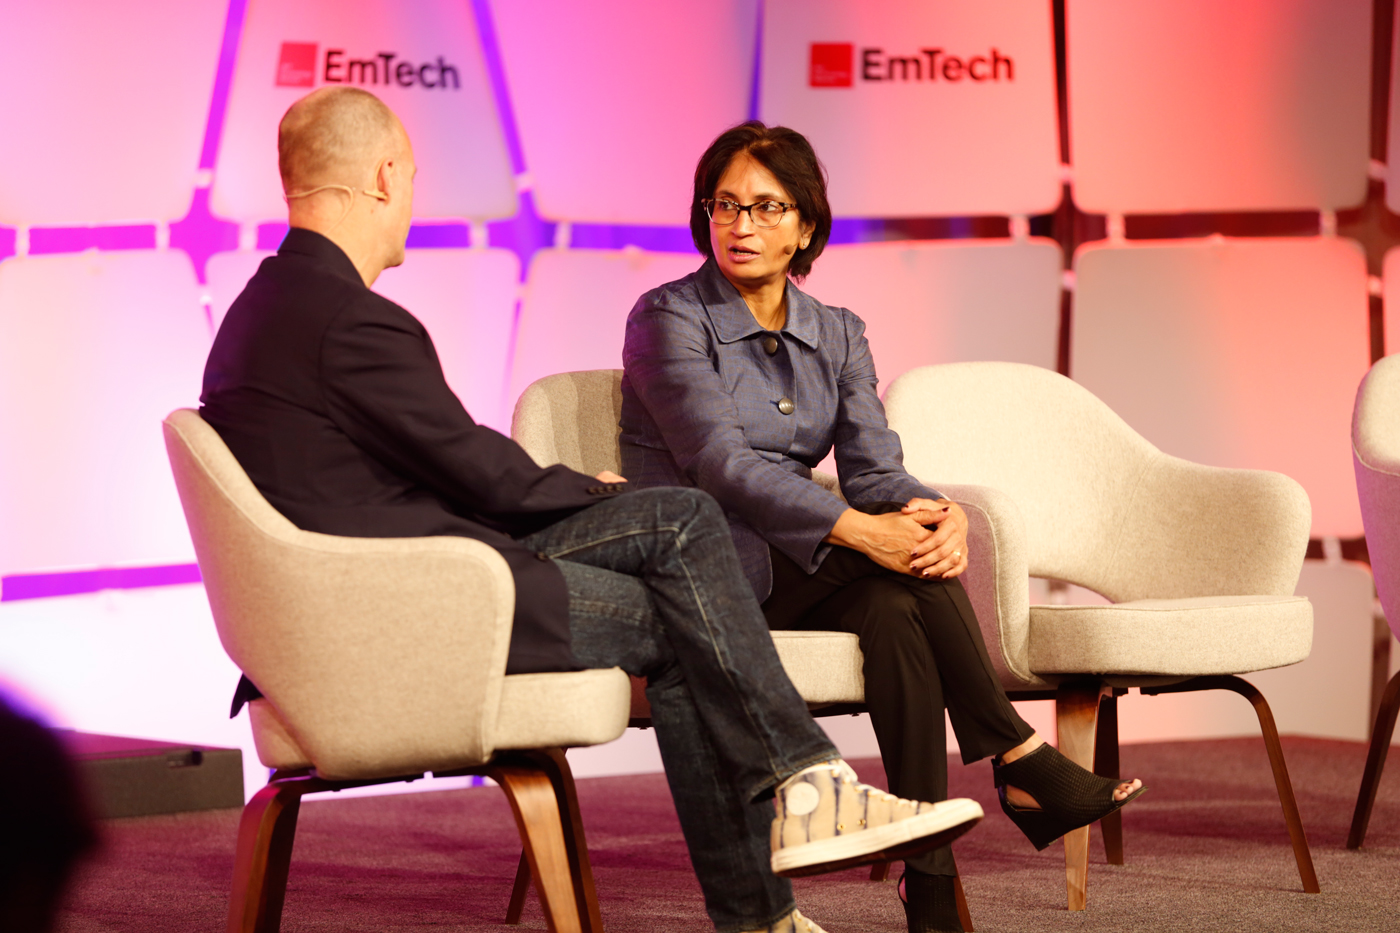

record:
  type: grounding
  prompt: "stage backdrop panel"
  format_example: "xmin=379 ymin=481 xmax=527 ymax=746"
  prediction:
xmin=1388 ymin=7 xmax=1400 ymax=214
xmin=0 ymin=252 xmax=209 ymax=575
xmin=1069 ymin=0 xmax=1371 ymax=214
xmin=759 ymin=0 xmax=1061 ymax=218
xmin=0 ymin=1 xmax=224 ymax=226
xmin=489 ymin=0 xmax=756 ymax=225
xmin=799 ymin=239 xmax=1062 ymax=388
xmin=509 ymin=248 xmax=702 ymax=408
xmin=374 ymin=248 xmax=520 ymax=431
xmin=213 ymin=0 xmax=516 ymax=224
xmin=1072 ymin=237 xmax=1370 ymax=539
xmin=207 ymin=247 xmax=519 ymax=432
xmin=1384 ymin=246 xmax=1400 ymax=354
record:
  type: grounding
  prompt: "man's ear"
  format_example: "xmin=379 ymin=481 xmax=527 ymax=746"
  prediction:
xmin=368 ymin=157 xmax=393 ymax=202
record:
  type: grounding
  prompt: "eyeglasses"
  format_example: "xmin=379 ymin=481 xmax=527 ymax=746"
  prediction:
xmin=704 ymin=198 xmax=797 ymax=228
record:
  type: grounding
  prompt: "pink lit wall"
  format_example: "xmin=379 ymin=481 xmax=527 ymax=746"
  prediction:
xmin=0 ymin=0 xmax=1394 ymax=792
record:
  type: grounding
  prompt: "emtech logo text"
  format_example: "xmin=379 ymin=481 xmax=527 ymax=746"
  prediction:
xmin=276 ymin=42 xmax=461 ymax=90
xmin=809 ymin=43 xmax=1014 ymax=88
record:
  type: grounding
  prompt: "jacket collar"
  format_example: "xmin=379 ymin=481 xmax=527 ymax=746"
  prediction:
xmin=279 ymin=227 xmax=365 ymax=288
xmin=695 ymin=257 xmax=821 ymax=350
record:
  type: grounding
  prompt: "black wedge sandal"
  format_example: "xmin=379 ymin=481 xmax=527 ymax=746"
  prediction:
xmin=992 ymin=742 xmax=1146 ymax=850
xmin=899 ymin=869 xmax=962 ymax=933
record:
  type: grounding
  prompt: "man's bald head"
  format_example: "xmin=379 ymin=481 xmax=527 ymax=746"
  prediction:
xmin=278 ymin=87 xmax=404 ymax=195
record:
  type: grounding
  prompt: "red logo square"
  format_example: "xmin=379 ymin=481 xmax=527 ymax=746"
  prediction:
xmin=276 ymin=42 xmax=318 ymax=87
xmin=810 ymin=43 xmax=853 ymax=87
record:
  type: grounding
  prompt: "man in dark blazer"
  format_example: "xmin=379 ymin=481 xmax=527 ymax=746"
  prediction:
xmin=199 ymin=87 xmax=979 ymax=933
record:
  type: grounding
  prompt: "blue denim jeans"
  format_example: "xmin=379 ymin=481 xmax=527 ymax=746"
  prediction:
xmin=520 ymin=487 xmax=837 ymax=932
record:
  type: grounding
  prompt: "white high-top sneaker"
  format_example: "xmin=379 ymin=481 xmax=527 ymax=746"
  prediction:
xmin=770 ymin=760 xmax=983 ymax=878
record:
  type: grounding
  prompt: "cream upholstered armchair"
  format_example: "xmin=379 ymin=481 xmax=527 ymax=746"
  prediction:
xmin=510 ymin=370 xmax=869 ymax=718
xmin=163 ymin=409 xmax=630 ymax=933
xmin=509 ymin=370 xmax=980 ymax=926
xmin=883 ymin=361 xmax=1318 ymax=910
xmin=1348 ymin=354 xmax=1400 ymax=849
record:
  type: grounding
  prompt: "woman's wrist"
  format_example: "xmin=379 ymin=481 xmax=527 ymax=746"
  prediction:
xmin=823 ymin=508 xmax=868 ymax=550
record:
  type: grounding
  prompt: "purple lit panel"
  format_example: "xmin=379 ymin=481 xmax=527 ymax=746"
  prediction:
xmin=2 ymin=565 xmax=202 ymax=603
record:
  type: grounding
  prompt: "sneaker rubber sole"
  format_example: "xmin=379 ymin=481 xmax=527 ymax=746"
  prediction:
xmin=771 ymin=797 xmax=984 ymax=878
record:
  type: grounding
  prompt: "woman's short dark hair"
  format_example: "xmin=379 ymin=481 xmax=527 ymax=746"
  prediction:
xmin=690 ymin=121 xmax=832 ymax=281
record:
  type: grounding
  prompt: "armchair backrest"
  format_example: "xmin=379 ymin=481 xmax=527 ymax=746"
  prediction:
xmin=1353 ymin=355 xmax=1400 ymax=639
xmin=162 ymin=409 xmax=516 ymax=779
xmin=885 ymin=362 xmax=1309 ymax=602
xmin=513 ymin=370 xmax=626 ymax=474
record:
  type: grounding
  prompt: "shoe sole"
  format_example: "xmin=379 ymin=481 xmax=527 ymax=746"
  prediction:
xmin=771 ymin=798 xmax=984 ymax=878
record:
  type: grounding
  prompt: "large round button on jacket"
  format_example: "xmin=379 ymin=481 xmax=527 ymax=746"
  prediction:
xmin=777 ymin=397 xmax=795 ymax=415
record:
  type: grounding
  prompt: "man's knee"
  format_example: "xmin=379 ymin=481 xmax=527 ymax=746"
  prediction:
xmin=630 ymin=485 xmax=724 ymax=527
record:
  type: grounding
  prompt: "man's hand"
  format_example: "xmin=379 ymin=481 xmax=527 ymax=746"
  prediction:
xmin=906 ymin=498 xmax=968 ymax=579
xmin=595 ymin=470 xmax=627 ymax=483
xmin=824 ymin=508 xmax=934 ymax=575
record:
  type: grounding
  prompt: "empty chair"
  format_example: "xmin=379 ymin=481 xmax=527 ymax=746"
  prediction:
xmin=885 ymin=361 xmax=1317 ymax=910
xmin=1072 ymin=236 xmax=1380 ymax=747
xmin=163 ymin=408 xmax=630 ymax=933
xmin=799 ymin=239 xmax=1063 ymax=383
xmin=1347 ymin=354 xmax=1400 ymax=847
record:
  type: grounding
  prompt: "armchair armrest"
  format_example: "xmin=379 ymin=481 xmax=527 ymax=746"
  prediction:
xmin=211 ymin=533 xmax=517 ymax=780
xmin=934 ymin=483 xmax=1046 ymax=690
xmin=1107 ymin=456 xmax=1312 ymax=601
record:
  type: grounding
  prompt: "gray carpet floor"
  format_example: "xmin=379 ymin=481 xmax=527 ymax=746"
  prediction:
xmin=56 ymin=737 xmax=1400 ymax=932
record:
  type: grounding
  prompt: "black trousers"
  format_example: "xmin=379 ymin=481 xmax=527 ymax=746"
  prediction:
xmin=762 ymin=536 xmax=1034 ymax=876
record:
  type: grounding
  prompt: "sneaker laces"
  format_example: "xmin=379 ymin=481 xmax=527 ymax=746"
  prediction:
xmin=812 ymin=762 xmax=918 ymax=812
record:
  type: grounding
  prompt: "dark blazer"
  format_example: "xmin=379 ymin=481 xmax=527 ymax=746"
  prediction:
xmin=202 ymin=229 xmax=622 ymax=706
xmin=620 ymin=257 xmax=939 ymax=600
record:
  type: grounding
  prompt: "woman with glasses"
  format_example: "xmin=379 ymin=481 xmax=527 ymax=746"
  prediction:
xmin=619 ymin=122 xmax=1144 ymax=933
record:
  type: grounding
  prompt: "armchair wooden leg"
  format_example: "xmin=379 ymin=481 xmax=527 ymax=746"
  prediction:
xmin=1056 ymin=681 xmax=1109 ymax=912
xmin=1216 ymin=676 xmax=1319 ymax=892
xmin=505 ymin=850 xmax=530 ymax=924
xmin=497 ymin=750 xmax=604 ymax=933
xmin=868 ymin=860 xmax=890 ymax=881
xmin=227 ymin=777 xmax=308 ymax=933
xmin=953 ymin=872 xmax=974 ymax=932
xmin=1093 ymin=692 xmax=1124 ymax=866
xmin=1348 ymin=669 xmax=1400 ymax=849
xmin=1144 ymin=676 xmax=1320 ymax=893
xmin=488 ymin=750 xmax=606 ymax=933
